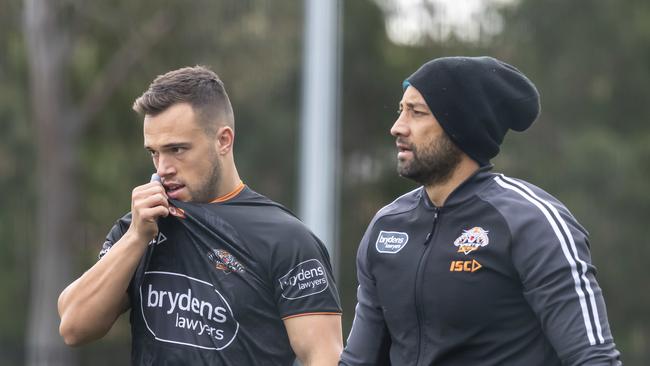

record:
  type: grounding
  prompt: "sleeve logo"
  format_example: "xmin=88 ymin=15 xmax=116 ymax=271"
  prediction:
xmin=453 ymin=227 xmax=490 ymax=255
xmin=278 ymin=259 xmax=329 ymax=300
xmin=375 ymin=231 xmax=409 ymax=254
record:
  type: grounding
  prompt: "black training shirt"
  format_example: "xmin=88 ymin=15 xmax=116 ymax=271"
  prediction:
xmin=340 ymin=167 xmax=620 ymax=366
xmin=100 ymin=186 xmax=341 ymax=365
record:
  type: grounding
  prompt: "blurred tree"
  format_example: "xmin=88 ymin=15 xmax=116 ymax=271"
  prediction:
xmin=492 ymin=1 xmax=650 ymax=363
xmin=0 ymin=0 xmax=32 ymax=363
xmin=23 ymin=0 xmax=173 ymax=364
xmin=1 ymin=0 xmax=646 ymax=364
xmin=23 ymin=0 xmax=80 ymax=363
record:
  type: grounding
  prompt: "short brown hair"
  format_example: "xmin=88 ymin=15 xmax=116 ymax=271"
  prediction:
xmin=133 ymin=65 xmax=234 ymax=135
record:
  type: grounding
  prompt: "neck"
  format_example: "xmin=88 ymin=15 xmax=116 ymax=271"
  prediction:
xmin=216 ymin=155 xmax=242 ymax=197
xmin=424 ymin=155 xmax=479 ymax=207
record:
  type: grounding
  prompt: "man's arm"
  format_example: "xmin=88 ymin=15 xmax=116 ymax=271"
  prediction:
xmin=518 ymin=230 xmax=621 ymax=365
xmin=284 ymin=314 xmax=342 ymax=366
xmin=57 ymin=182 xmax=168 ymax=346
xmin=339 ymin=229 xmax=391 ymax=366
xmin=498 ymin=178 xmax=622 ymax=365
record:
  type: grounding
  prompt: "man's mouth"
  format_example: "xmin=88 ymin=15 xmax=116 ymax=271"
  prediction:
xmin=396 ymin=140 xmax=413 ymax=157
xmin=163 ymin=183 xmax=185 ymax=196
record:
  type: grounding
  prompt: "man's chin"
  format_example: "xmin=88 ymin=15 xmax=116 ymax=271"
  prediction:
xmin=397 ymin=167 xmax=417 ymax=181
xmin=185 ymin=189 xmax=221 ymax=204
xmin=397 ymin=161 xmax=415 ymax=177
xmin=167 ymin=188 xmax=188 ymax=201
xmin=397 ymin=164 xmax=431 ymax=185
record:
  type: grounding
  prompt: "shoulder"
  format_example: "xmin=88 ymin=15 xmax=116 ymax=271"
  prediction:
xmin=219 ymin=187 xmax=318 ymax=245
xmin=99 ymin=212 xmax=132 ymax=259
xmin=356 ymin=187 xmax=423 ymax=258
xmin=370 ymin=187 xmax=423 ymax=226
xmin=480 ymin=174 xmax=569 ymax=214
xmin=116 ymin=211 xmax=133 ymax=229
xmin=224 ymin=186 xmax=298 ymax=219
xmin=107 ymin=212 xmax=132 ymax=239
xmin=478 ymin=174 xmax=586 ymax=236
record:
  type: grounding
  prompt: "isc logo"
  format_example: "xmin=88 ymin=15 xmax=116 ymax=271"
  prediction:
xmin=449 ymin=259 xmax=482 ymax=273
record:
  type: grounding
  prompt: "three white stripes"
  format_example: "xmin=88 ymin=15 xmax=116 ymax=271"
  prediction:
xmin=494 ymin=175 xmax=605 ymax=346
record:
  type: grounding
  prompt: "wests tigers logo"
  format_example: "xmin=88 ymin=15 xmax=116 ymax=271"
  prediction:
xmin=453 ymin=227 xmax=490 ymax=255
xmin=207 ymin=249 xmax=245 ymax=274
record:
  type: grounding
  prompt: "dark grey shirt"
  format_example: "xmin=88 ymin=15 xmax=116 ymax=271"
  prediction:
xmin=101 ymin=187 xmax=341 ymax=366
xmin=340 ymin=167 xmax=621 ymax=366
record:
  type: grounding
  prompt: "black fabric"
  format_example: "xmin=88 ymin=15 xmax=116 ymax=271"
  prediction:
xmin=340 ymin=168 xmax=621 ymax=366
xmin=405 ymin=56 xmax=540 ymax=165
xmin=100 ymin=187 xmax=341 ymax=366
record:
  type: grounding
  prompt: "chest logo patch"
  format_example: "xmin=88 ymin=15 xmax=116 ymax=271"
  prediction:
xmin=278 ymin=259 xmax=329 ymax=300
xmin=450 ymin=259 xmax=483 ymax=273
xmin=140 ymin=271 xmax=239 ymax=350
xmin=148 ymin=232 xmax=168 ymax=246
xmin=453 ymin=227 xmax=489 ymax=255
xmin=376 ymin=231 xmax=409 ymax=254
xmin=207 ymin=249 xmax=245 ymax=274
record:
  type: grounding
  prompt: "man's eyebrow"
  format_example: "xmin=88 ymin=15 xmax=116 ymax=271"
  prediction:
xmin=161 ymin=142 xmax=191 ymax=149
xmin=400 ymin=101 xmax=428 ymax=109
xmin=144 ymin=142 xmax=191 ymax=151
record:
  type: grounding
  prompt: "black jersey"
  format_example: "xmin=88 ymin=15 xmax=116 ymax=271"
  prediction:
xmin=340 ymin=167 xmax=620 ymax=366
xmin=100 ymin=186 xmax=341 ymax=365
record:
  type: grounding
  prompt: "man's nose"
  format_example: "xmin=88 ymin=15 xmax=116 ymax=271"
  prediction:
xmin=156 ymin=155 xmax=176 ymax=178
xmin=390 ymin=113 xmax=408 ymax=137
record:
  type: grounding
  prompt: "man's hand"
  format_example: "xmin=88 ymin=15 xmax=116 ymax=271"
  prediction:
xmin=127 ymin=181 xmax=170 ymax=242
xmin=58 ymin=181 xmax=170 ymax=346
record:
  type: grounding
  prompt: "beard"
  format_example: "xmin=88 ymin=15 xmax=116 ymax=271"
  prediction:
xmin=187 ymin=150 xmax=222 ymax=202
xmin=396 ymin=132 xmax=462 ymax=186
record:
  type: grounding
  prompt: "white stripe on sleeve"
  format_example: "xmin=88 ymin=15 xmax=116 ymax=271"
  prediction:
xmin=495 ymin=175 xmax=604 ymax=345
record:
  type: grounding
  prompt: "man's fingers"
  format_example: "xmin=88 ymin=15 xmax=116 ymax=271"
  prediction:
xmin=137 ymin=193 xmax=169 ymax=210
xmin=132 ymin=182 xmax=168 ymax=200
xmin=131 ymin=183 xmax=170 ymax=232
xmin=127 ymin=180 xmax=171 ymax=243
xmin=138 ymin=206 xmax=170 ymax=222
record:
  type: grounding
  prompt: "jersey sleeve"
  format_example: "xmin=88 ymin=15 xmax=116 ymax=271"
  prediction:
xmin=508 ymin=194 xmax=621 ymax=365
xmin=339 ymin=223 xmax=391 ymax=366
xmin=270 ymin=221 xmax=342 ymax=319
xmin=98 ymin=212 xmax=132 ymax=259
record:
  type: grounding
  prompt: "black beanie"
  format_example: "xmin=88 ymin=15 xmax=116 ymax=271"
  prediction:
xmin=404 ymin=56 xmax=540 ymax=165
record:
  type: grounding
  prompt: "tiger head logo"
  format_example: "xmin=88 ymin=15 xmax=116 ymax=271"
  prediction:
xmin=207 ymin=249 xmax=245 ymax=274
xmin=453 ymin=227 xmax=490 ymax=255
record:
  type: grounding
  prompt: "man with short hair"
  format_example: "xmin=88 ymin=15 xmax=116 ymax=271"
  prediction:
xmin=58 ymin=66 xmax=343 ymax=365
xmin=340 ymin=56 xmax=621 ymax=365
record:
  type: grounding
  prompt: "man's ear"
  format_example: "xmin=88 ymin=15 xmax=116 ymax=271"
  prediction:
xmin=215 ymin=126 xmax=235 ymax=155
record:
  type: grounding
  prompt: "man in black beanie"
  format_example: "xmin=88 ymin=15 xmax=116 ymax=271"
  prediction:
xmin=340 ymin=56 xmax=621 ymax=366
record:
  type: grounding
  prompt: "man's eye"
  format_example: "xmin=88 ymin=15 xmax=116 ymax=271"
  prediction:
xmin=171 ymin=147 xmax=186 ymax=154
xmin=149 ymin=151 xmax=159 ymax=158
